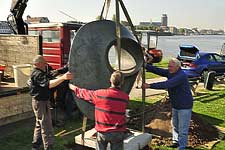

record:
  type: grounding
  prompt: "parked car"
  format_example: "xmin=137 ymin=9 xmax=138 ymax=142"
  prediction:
xmin=177 ymin=45 xmax=225 ymax=79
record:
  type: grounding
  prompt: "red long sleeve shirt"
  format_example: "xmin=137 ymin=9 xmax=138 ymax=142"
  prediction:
xmin=73 ymin=86 xmax=129 ymax=132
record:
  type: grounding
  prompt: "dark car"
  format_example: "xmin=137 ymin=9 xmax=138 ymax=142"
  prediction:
xmin=177 ymin=45 xmax=225 ymax=79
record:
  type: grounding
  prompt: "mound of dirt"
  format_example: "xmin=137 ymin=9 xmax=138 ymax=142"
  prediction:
xmin=127 ymin=99 xmax=220 ymax=148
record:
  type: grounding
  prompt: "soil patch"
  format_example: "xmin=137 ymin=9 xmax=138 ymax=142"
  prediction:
xmin=127 ymin=99 xmax=221 ymax=148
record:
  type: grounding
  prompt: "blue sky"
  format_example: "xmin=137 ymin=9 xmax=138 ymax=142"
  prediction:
xmin=0 ymin=0 xmax=225 ymax=30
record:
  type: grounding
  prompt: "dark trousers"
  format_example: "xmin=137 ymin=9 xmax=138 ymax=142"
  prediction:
xmin=96 ymin=131 xmax=125 ymax=150
xmin=32 ymin=99 xmax=54 ymax=150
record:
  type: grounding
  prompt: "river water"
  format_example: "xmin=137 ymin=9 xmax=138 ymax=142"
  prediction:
xmin=108 ymin=35 xmax=225 ymax=70
xmin=157 ymin=35 xmax=225 ymax=58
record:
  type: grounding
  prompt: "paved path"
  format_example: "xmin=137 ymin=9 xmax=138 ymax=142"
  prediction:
xmin=130 ymin=77 xmax=167 ymax=99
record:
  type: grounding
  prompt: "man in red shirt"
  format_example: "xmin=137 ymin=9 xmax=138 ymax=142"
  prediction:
xmin=69 ymin=70 xmax=129 ymax=150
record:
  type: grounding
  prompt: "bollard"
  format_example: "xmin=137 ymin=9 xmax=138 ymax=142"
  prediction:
xmin=204 ymin=71 xmax=216 ymax=90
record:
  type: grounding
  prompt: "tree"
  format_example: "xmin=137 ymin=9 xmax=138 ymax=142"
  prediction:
xmin=179 ymin=28 xmax=185 ymax=35
xmin=96 ymin=15 xmax=102 ymax=20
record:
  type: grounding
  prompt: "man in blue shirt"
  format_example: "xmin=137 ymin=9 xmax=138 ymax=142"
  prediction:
xmin=143 ymin=58 xmax=193 ymax=150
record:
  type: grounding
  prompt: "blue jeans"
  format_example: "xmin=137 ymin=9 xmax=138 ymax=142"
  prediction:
xmin=96 ymin=132 xmax=125 ymax=150
xmin=172 ymin=108 xmax=192 ymax=150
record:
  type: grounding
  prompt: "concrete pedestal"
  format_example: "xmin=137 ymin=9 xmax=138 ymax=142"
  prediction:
xmin=75 ymin=128 xmax=152 ymax=150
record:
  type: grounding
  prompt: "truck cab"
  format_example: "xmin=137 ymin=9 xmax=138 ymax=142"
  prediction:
xmin=137 ymin=30 xmax=163 ymax=63
xmin=28 ymin=22 xmax=82 ymax=69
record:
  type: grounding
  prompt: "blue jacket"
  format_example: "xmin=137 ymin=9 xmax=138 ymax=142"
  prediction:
xmin=146 ymin=64 xmax=193 ymax=109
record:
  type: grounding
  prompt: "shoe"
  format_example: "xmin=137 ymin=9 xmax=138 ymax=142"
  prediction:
xmin=32 ymin=142 xmax=43 ymax=150
xmin=168 ymin=142 xmax=179 ymax=148
xmin=32 ymin=145 xmax=40 ymax=150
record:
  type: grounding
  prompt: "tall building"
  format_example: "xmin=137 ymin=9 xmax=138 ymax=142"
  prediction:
xmin=161 ymin=14 xmax=168 ymax=27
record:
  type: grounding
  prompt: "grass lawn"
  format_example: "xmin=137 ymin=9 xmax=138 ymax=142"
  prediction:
xmin=0 ymin=118 xmax=86 ymax=150
xmin=145 ymin=59 xmax=169 ymax=79
xmin=193 ymin=85 xmax=225 ymax=128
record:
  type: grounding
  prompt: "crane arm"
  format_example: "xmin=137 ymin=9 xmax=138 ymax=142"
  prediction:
xmin=7 ymin=0 xmax=29 ymax=34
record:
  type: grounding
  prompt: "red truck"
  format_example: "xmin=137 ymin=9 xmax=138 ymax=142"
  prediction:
xmin=28 ymin=22 xmax=82 ymax=69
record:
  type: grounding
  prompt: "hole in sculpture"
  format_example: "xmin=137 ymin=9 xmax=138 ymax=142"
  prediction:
xmin=108 ymin=44 xmax=136 ymax=74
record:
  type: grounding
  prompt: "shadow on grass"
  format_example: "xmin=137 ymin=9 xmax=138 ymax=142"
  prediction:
xmin=194 ymin=91 xmax=225 ymax=103
xmin=194 ymin=112 xmax=224 ymax=127
xmin=192 ymin=112 xmax=225 ymax=142
xmin=0 ymin=115 xmax=91 ymax=150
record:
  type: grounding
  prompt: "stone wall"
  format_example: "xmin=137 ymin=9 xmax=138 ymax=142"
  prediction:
xmin=0 ymin=35 xmax=41 ymax=76
xmin=0 ymin=91 xmax=33 ymax=126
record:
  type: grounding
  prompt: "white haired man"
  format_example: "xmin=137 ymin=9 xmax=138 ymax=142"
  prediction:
xmin=143 ymin=58 xmax=193 ymax=150
xmin=30 ymin=55 xmax=72 ymax=150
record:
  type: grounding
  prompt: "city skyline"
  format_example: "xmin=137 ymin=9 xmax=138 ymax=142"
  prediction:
xmin=0 ymin=0 xmax=225 ymax=30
